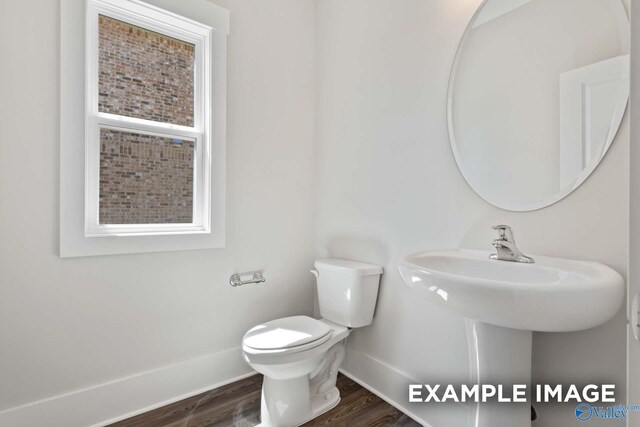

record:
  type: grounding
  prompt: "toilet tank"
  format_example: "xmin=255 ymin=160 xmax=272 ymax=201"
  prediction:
xmin=313 ymin=259 xmax=383 ymax=328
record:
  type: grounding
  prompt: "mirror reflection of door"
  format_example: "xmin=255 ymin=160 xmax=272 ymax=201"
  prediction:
xmin=559 ymin=55 xmax=629 ymax=190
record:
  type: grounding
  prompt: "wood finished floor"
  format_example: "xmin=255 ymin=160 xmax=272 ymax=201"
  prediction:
xmin=109 ymin=373 xmax=421 ymax=427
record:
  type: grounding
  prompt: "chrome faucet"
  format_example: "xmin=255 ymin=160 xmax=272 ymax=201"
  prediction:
xmin=489 ymin=225 xmax=535 ymax=263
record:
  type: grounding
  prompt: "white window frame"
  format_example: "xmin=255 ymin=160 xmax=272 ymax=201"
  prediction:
xmin=85 ymin=0 xmax=211 ymax=237
xmin=60 ymin=0 xmax=228 ymax=257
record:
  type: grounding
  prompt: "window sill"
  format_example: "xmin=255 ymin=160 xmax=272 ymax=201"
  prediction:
xmin=85 ymin=227 xmax=211 ymax=238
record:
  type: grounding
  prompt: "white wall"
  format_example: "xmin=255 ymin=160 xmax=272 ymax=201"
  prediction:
xmin=628 ymin=0 xmax=640 ymax=424
xmin=315 ymin=1 xmax=629 ymax=426
xmin=0 ymin=0 xmax=316 ymax=425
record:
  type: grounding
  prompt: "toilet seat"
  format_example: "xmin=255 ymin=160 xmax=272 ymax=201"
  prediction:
xmin=243 ymin=316 xmax=332 ymax=351
xmin=242 ymin=317 xmax=345 ymax=367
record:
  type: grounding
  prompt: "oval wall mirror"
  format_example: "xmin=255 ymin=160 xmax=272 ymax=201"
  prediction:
xmin=448 ymin=0 xmax=629 ymax=211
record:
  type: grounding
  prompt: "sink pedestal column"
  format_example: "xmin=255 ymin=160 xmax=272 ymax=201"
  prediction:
xmin=466 ymin=320 xmax=532 ymax=427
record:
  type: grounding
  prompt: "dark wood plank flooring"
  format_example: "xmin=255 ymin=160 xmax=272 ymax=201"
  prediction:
xmin=109 ymin=373 xmax=420 ymax=427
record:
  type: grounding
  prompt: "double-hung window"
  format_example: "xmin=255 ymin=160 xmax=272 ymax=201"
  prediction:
xmin=85 ymin=0 xmax=212 ymax=236
xmin=61 ymin=0 xmax=227 ymax=256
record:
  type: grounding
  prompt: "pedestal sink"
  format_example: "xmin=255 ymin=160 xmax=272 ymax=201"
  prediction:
xmin=398 ymin=249 xmax=624 ymax=427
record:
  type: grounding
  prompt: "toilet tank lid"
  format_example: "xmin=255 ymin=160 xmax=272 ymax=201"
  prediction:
xmin=314 ymin=259 xmax=383 ymax=276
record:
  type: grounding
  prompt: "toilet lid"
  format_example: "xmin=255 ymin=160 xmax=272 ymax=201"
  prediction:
xmin=243 ymin=316 xmax=332 ymax=350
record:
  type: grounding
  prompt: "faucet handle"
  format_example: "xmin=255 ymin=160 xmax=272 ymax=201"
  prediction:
xmin=492 ymin=224 xmax=514 ymax=242
xmin=490 ymin=225 xmax=534 ymax=263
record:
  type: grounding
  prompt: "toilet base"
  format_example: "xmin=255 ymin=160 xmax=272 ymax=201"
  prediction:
xmin=303 ymin=387 xmax=341 ymax=426
xmin=253 ymin=340 xmax=347 ymax=427
xmin=258 ymin=381 xmax=340 ymax=427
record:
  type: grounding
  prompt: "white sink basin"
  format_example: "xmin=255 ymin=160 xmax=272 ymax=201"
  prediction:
xmin=398 ymin=249 xmax=624 ymax=332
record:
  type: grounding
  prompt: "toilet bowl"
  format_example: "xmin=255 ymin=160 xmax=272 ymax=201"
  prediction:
xmin=241 ymin=259 xmax=383 ymax=427
xmin=243 ymin=316 xmax=350 ymax=427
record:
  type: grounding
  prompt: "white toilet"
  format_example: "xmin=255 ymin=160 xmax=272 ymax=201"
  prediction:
xmin=242 ymin=259 xmax=383 ymax=427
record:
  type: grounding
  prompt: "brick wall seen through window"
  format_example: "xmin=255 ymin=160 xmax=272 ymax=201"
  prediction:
xmin=97 ymin=16 xmax=196 ymax=225
xmin=98 ymin=15 xmax=195 ymax=126
xmin=99 ymin=129 xmax=194 ymax=224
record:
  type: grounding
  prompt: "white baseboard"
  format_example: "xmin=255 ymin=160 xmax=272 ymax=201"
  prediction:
xmin=0 ymin=347 xmax=254 ymax=427
xmin=339 ymin=346 xmax=429 ymax=426
xmin=1 ymin=345 xmax=469 ymax=427
xmin=340 ymin=346 xmax=470 ymax=427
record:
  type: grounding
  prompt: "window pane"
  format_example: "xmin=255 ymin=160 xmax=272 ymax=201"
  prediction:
xmin=98 ymin=15 xmax=195 ymax=127
xmin=99 ymin=128 xmax=194 ymax=224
